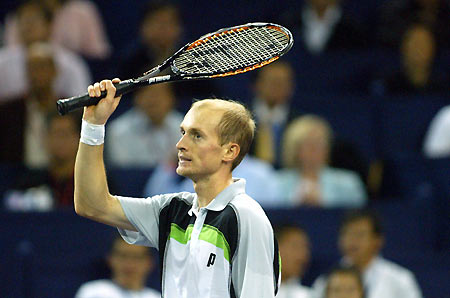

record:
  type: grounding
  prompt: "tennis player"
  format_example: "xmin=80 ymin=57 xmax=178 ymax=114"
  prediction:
xmin=74 ymin=79 xmax=281 ymax=298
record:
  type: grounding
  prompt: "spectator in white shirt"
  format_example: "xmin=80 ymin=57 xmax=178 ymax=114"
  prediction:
xmin=275 ymin=224 xmax=312 ymax=298
xmin=250 ymin=61 xmax=297 ymax=168
xmin=275 ymin=115 xmax=367 ymax=208
xmin=311 ymin=209 xmax=422 ymax=298
xmin=75 ymin=236 xmax=160 ymax=298
xmin=4 ymin=0 xmax=112 ymax=59
xmin=423 ymin=105 xmax=450 ymax=158
xmin=106 ymin=83 xmax=183 ymax=167
xmin=0 ymin=0 xmax=91 ymax=102
xmin=325 ymin=266 xmax=364 ymax=298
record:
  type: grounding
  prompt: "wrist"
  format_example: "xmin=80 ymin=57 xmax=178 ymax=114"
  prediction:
xmin=80 ymin=119 xmax=105 ymax=145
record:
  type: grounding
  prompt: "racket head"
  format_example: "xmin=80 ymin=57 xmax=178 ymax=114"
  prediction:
xmin=171 ymin=22 xmax=293 ymax=78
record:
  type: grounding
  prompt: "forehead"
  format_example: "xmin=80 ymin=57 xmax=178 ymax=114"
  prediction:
xmin=342 ymin=218 xmax=373 ymax=232
xmin=181 ymin=104 xmax=224 ymax=132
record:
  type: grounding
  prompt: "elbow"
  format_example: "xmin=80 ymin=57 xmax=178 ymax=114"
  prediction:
xmin=74 ymin=200 xmax=89 ymax=217
xmin=74 ymin=194 xmax=95 ymax=218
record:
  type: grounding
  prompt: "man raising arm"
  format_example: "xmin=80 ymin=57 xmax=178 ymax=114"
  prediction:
xmin=74 ymin=78 xmax=134 ymax=230
xmin=73 ymin=79 xmax=280 ymax=298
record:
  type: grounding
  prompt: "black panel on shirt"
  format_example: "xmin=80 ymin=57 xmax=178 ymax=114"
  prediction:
xmin=203 ymin=206 xmax=239 ymax=260
xmin=158 ymin=196 xmax=194 ymax=284
xmin=273 ymin=235 xmax=280 ymax=295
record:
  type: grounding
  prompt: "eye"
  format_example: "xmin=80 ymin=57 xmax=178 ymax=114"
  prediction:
xmin=180 ymin=129 xmax=185 ymax=135
xmin=194 ymin=134 xmax=201 ymax=139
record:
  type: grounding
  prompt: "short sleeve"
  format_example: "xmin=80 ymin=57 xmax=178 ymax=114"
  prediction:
xmin=117 ymin=194 xmax=174 ymax=248
xmin=231 ymin=197 xmax=279 ymax=298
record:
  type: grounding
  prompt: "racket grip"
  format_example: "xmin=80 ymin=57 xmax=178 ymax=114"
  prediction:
xmin=56 ymin=80 xmax=138 ymax=115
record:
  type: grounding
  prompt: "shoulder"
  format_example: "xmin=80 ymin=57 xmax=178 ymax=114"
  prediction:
xmin=141 ymin=287 xmax=162 ymax=298
xmin=76 ymin=279 xmax=118 ymax=295
xmin=376 ymin=258 xmax=418 ymax=284
xmin=432 ymin=105 xmax=450 ymax=124
xmin=275 ymin=168 xmax=298 ymax=180
xmin=230 ymin=194 xmax=272 ymax=230
xmin=324 ymin=167 xmax=362 ymax=183
xmin=0 ymin=46 xmax=23 ymax=62
xmin=108 ymin=109 xmax=141 ymax=132
xmin=167 ymin=110 xmax=184 ymax=123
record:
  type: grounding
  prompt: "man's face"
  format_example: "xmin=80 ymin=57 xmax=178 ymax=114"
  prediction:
xmin=402 ymin=26 xmax=435 ymax=68
xmin=134 ymin=84 xmax=174 ymax=126
xmin=278 ymin=229 xmax=310 ymax=280
xmin=141 ymin=7 xmax=181 ymax=51
xmin=176 ymin=105 xmax=227 ymax=181
xmin=338 ymin=219 xmax=382 ymax=269
xmin=297 ymin=127 xmax=329 ymax=170
xmin=108 ymin=240 xmax=152 ymax=289
xmin=327 ymin=272 xmax=363 ymax=298
xmin=254 ymin=64 xmax=294 ymax=108
xmin=18 ymin=4 xmax=50 ymax=46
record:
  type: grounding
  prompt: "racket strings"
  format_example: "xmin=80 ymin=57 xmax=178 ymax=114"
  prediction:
xmin=173 ymin=26 xmax=290 ymax=75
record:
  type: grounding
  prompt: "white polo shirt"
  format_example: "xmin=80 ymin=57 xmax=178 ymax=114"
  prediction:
xmin=117 ymin=178 xmax=280 ymax=298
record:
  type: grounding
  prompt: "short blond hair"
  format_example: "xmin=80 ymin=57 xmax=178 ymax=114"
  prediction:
xmin=282 ymin=115 xmax=333 ymax=168
xmin=192 ymin=99 xmax=255 ymax=170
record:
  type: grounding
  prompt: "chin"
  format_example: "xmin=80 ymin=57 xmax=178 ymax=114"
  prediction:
xmin=176 ymin=166 xmax=191 ymax=177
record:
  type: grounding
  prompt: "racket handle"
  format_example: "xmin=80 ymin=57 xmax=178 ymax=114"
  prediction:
xmin=56 ymin=80 xmax=139 ymax=115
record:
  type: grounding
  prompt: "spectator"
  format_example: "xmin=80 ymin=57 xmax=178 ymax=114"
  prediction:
xmin=119 ymin=1 xmax=181 ymax=79
xmin=0 ymin=0 xmax=91 ymax=101
xmin=250 ymin=60 xmax=297 ymax=168
xmin=283 ymin=0 xmax=368 ymax=55
xmin=4 ymin=112 xmax=80 ymax=211
xmin=423 ymin=105 xmax=450 ymax=158
xmin=378 ymin=0 xmax=450 ymax=49
xmin=75 ymin=236 xmax=160 ymax=298
xmin=311 ymin=209 xmax=422 ymax=298
xmin=0 ymin=42 xmax=60 ymax=167
xmin=275 ymin=115 xmax=367 ymax=208
xmin=4 ymin=0 xmax=111 ymax=59
xmin=325 ymin=266 xmax=364 ymax=298
xmin=106 ymin=84 xmax=183 ymax=168
xmin=118 ymin=1 xmax=216 ymax=101
xmin=143 ymin=155 xmax=279 ymax=206
xmin=372 ymin=23 xmax=449 ymax=96
xmin=275 ymin=224 xmax=312 ymax=298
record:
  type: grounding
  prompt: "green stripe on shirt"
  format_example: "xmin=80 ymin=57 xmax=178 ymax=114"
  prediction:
xmin=170 ymin=223 xmax=231 ymax=262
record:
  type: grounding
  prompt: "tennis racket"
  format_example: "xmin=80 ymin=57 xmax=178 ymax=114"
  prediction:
xmin=56 ymin=22 xmax=293 ymax=115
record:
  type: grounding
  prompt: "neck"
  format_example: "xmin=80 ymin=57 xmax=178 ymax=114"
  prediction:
xmin=313 ymin=4 xmax=333 ymax=19
xmin=30 ymin=87 xmax=55 ymax=111
xmin=193 ymin=172 xmax=233 ymax=208
xmin=300 ymin=167 xmax=321 ymax=180
xmin=354 ymin=256 xmax=375 ymax=272
xmin=113 ymin=277 xmax=144 ymax=291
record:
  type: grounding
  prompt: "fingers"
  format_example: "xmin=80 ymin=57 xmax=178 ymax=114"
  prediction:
xmin=87 ymin=79 xmax=122 ymax=99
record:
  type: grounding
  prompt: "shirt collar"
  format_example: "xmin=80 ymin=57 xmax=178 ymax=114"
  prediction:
xmin=341 ymin=255 xmax=382 ymax=287
xmin=188 ymin=178 xmax=246 ymax=216
xmin=253 ymin=98 xmax=289 ymax=125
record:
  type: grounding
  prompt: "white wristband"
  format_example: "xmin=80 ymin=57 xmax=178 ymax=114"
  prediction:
xmin=80 ymin=119 xmax=105 ymax=145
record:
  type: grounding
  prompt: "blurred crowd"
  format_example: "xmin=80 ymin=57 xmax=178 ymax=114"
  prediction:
xmin=0 ymin=0 xmax=449 ymax=297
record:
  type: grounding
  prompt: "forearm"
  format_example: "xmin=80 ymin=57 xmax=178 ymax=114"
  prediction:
xmin=74 ymin=142 xmax=112 ymax=217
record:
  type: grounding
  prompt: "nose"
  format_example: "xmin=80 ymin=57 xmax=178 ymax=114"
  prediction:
xmin=176 ymin=134 xmax=187 ymax=151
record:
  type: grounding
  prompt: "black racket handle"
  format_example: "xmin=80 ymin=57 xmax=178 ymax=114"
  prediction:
xmin=56 ymin=80 xmax=140 ymax=115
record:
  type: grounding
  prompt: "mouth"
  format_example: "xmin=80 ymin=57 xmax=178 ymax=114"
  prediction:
xmin=178 ymin=155 xmax=192 ymax=163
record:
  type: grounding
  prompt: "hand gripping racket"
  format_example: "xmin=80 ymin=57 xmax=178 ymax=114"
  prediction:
xmin=56 ymin=22 xmax=293 ymax=115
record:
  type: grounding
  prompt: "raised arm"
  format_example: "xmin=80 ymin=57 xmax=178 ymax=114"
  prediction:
xmin=74 ymin=79 xmax=135 ymax=231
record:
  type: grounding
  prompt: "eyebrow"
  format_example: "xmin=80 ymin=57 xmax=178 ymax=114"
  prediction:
xmin=180 ymin=125 xmax=206 ymax=135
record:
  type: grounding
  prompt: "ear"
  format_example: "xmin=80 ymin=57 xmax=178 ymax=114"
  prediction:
xmin=223 ymin=143 xmax=240 ymax=164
